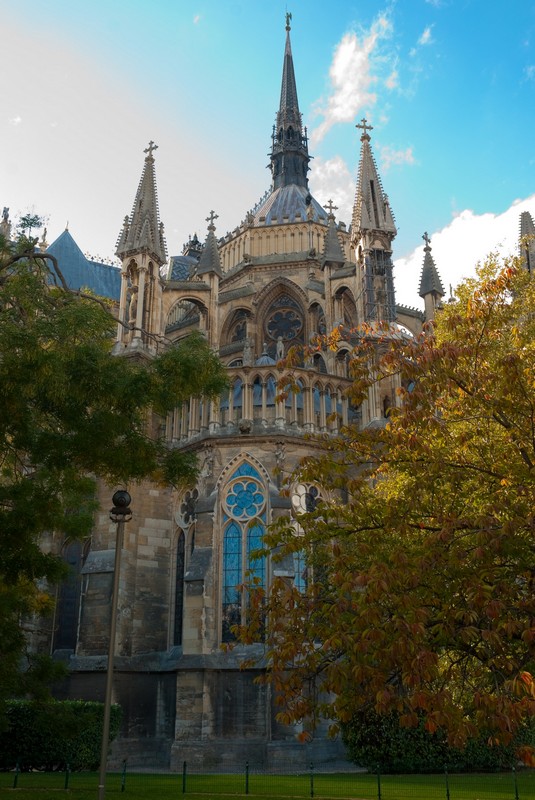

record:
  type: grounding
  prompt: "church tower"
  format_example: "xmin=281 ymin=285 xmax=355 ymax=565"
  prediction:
xmin=351 ymin=119 xmax=397 ymax=323
xmin=115 ymin=141 xmax=167 ymax=354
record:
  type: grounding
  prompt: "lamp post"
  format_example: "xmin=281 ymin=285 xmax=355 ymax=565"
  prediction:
xmin=97 ymin=490 xmax=132 ymax=800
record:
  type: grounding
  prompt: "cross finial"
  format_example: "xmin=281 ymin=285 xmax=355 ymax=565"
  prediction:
xmin=422 ymin=231 xmax=431 ymax=248
xmin=325 ymin=199 xmax=338 ymax=217
xmin=144 ymin=140 xmax=158 ymax=158
xmin=285 ymin=11 xmax=292 ymax=31
xmin=356 ymin=118 xmax=373 ymax=139
xmin=206 ymin=210 xmax=219 ymax=230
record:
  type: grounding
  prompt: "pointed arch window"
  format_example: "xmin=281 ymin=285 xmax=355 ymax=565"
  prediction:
xmin=54 ymin=539 xmax=89 ymax=652
xmin=222 ymin=463 xmax=267 ymax=643
xmin=291 ymin=484 xmax=322 ymax=593
xmin=173 ymin=531 xmax=185 ymax=646
xmin=173 ymin=489 xmax=198 ymax=646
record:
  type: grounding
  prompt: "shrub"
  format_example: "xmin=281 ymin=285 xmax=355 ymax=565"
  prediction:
xmin=0 ymin=699 xmax=121 ymax=771
xmin=342 ymin=710 xmax=535 ymax=773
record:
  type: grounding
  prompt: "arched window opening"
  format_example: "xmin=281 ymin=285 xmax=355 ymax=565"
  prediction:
xmin=54 ymin=539 xmax=89 ymax=652
xmin=291 ymin=484 xmax=322 ymax=593
xmin=264 ymin=294 xmax=304 ymax=360
xmin=220 ymin=377 xmax=243 ymax=424
xmin=173 ymin=532 xmax=186 ymax=646
xmin=222 ymin=463 xmax=267 ymax=643
xmin=166 ymin=300 xmax=201 ymax=334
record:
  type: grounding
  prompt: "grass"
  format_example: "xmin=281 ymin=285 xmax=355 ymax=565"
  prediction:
xmin=0 ymin=769 xmax=533 ymax=800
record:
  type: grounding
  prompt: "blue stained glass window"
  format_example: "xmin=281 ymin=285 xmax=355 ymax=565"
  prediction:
xmin=222 ymin=463 xmax=267 ymax=642
xmin=247 ymin=523 xmax=265 ymax=584
xmin=293 ymin=550 xmax=307 ymax=593
xmin=223 ymin=521 xmax=242 ymax=604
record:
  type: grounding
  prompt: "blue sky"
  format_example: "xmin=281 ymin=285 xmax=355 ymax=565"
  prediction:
xmin=2 ymin=0 xmax=534 ymax=307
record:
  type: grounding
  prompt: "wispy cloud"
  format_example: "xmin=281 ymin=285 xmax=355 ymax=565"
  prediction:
xmin=380 ymin=145 xmax=415 ymax=171
xmin=9 ymin=115 xmax=22 ymax=126
xmin=385 ymin=69 xmax=398 ymax=90
xmin=309 ymin=155 xmax=355 ymax=226
xmin=418 ymin=26 xmax=434 ymax=46
xmin=525 ymin=65 xmax=535 ymax=81
xmin=193 ymin=14 xmax=201 ymax=24
xmin=310 ymin=14 xmax=393 ymax=146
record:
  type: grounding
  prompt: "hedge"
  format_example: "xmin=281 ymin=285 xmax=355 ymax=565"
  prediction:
xmin=342 ymin=710 xmax=535 ymax=773
xmin=0 ymin=699 xmax=121 ymax=771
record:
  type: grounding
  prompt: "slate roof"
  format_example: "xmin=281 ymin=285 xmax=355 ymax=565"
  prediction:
xmin=254 ymin=184 xmax=327 ymax=225
xmin=165 ymin=254 xmax=198 ymax=281
xmin=47 ymin=230 xmax=121 ymax=301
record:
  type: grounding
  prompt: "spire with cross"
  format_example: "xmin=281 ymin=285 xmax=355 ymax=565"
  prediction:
xmin=270 ymin=10 xmax=310 ymax=190
xmin=206 ymin=210 xmax=219 ymax=231
xmin=356 ymin=118 xmax=373 ymax=140
xmin=419 ymin=230 xmax=444 ymax=302
xmin=144 ymin=140 xmax=158 ymax=158
xmin=325 ymin=199 xmax=338 ymax=218
xmin=116 ymin=140 xmax=167 ymax=265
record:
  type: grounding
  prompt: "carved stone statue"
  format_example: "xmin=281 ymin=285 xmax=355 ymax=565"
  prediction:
xmin=128 ymin=286 xmax=138 ymax=326
xmin=243 ymin=338 xmax=253 ymax=366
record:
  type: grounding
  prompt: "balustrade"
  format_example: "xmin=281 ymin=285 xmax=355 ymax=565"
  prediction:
xmin=165 ymin=366 xmax=357 ymax=444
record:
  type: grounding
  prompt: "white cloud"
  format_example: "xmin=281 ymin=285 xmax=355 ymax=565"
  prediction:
xmin=385 ymin=69 xmax=398 ymax=90
xmin=310 ymin=14 xmax=392 ymax=146
xmin=525 ymin=65 xmax=535 ymax=81
xmin=9 ymin=115 xmax=22 ymax=125
xmin=193 ymin=14 xmax=201 ymax=24
xmin=309 ymin=155 xmax=355 ymax=226
xmin=380 ymin=145 xmax=415 ymax=171
xmin=418 ymin=26 xmax=434 ymax=46
xmin=394 ymin=195 xmax=535 ymax=309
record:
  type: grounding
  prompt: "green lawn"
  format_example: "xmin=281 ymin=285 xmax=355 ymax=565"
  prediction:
xmin=0 ymin=769 xmax=533 ymax=799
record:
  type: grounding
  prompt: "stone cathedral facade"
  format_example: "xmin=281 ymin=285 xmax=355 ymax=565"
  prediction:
xmin=19 ymin=19 xmax=526 ymax=770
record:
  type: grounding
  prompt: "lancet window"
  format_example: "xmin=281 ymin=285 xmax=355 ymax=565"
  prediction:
xmin=222 ymin=463 xmax=267 ymax=642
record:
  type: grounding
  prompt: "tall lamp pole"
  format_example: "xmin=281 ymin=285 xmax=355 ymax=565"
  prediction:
xmin=97 ymin=490 xmax=132 ymax=800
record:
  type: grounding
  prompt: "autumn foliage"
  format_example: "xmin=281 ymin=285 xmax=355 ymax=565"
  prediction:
xmin=239 ymin=253 xmax=535 ymax=764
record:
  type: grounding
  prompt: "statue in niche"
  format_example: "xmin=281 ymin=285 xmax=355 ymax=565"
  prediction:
xmin=276 ymin=336 xmax=284 ymax=360
xmin=201 ymin=449 xmax=214 ymax=478
xmin=128 ymin=286 xmax=138 ymax=326
xmin=243 ymin=338 xmax=253 ymax=366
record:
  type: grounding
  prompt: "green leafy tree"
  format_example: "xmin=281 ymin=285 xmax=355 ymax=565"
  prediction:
xmin=0 ymin=222 xmax=227 ymax=709
xmin=240 ymin=252 xmax=535 ymax=765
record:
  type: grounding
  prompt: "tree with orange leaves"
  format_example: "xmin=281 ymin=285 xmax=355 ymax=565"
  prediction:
xmin=240 ymin=251 xmax=535 ymax=764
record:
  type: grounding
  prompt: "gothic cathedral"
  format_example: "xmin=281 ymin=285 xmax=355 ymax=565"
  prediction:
xmin=31 ymin=20 xmax=456 ymax=770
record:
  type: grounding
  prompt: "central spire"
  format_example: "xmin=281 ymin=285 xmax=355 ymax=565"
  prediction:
xmin=269 ymin=14 xmax=310 ymax=190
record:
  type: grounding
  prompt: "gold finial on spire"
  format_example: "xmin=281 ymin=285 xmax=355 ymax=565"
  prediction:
xmin=285 ymin=11 xmax=292 ymax=31
xmin=356 ymin=117 xmax=373 ymax=140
